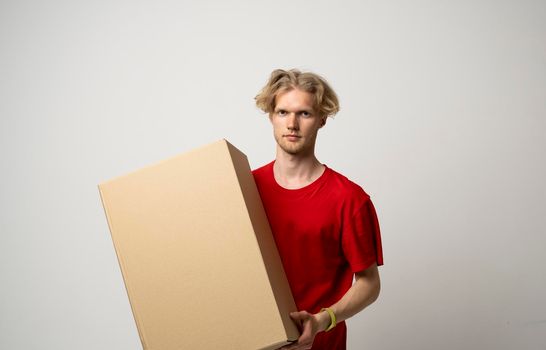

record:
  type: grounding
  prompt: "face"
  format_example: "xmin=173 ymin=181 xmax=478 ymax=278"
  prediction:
xmin=269 ymin=88 xmax=326 ymax=156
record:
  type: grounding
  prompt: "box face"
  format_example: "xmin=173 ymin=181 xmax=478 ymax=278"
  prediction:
xmin=99 ymin=139 xmax=299 ymax=350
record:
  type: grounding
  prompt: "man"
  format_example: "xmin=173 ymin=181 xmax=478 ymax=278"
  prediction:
xmin=252 ymin=69 xmax=384 ymax=350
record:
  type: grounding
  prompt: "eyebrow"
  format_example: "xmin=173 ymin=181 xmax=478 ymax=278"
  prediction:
xmin=274 ymin=108 xmax=314 ymax=114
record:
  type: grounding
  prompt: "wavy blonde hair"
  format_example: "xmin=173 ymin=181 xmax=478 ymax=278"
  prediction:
xmin=255 ymin=69 xmax=340 ymax=118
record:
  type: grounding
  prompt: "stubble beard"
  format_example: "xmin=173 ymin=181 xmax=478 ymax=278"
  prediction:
xmin=274 ymin=133 xmax=301 ymax=155
xmin=280 ymin=142 xmax=302 ymax=155
xmin=275 ymin=133 xmax=316 ymax=156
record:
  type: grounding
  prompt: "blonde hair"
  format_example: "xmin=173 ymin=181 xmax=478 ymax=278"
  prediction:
xmin=255 ymin=69 xmax=340 ymax=118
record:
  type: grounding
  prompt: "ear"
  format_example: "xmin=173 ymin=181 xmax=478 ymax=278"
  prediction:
xmin=319 ymin=117 xmax=327 ymax=128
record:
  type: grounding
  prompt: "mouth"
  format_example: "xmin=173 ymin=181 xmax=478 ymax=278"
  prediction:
xmin=283 ymin=135 xmax=301 ymax=141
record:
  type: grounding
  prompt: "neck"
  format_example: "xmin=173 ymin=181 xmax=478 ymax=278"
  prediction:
xmin=273 ymin=146 xmax=325 ymax=189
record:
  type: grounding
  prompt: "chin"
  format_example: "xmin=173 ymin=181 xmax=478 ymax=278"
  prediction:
xmin=280 ymin=143 xmax=305 ymax=155
xmin=276 ymin=137 xmax=307 ymax=155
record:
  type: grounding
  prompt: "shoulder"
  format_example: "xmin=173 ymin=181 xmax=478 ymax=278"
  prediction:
xmin=252 ymin=160 xmax=274 ymax=184
xmin=252 ymin=161 xmax=272 ymax=176
xmin=327 ymin=166 xmax=370 ymax=200
xmin=325 ymin=166 xmax=372 ymax=216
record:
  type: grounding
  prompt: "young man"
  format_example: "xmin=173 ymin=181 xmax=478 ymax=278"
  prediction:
xmin=252 ymin=69 xmax=384 ymax=350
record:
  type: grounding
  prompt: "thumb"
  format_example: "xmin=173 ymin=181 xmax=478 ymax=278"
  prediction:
xmin=289 ymin=311 xmax=309 ymax=331
xmin=290 ymin=311 xmax=310 ymax=321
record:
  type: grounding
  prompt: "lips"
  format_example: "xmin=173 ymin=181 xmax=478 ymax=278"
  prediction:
xmin=284 ymin=135 xmax=301 ymax=141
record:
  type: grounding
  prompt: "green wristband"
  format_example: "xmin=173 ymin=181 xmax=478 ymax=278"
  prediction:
xmin=320 ymin=307 xmax=337 ymax=332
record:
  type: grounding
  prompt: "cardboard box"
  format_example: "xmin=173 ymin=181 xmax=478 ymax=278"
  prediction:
xmin=99 ymin=139 xmax=299 ymax=350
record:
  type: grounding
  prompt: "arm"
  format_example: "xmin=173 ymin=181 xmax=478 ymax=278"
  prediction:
xmin=280 ymin=263 xmax=381 ymax=350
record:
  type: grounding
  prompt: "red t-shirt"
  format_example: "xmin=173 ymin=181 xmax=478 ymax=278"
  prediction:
xmin=252 ymin=161 xmax=383 ymax=350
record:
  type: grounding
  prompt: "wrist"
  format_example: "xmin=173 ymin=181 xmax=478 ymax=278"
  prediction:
xmin=316 ymin=309 xmax=333 ymax=332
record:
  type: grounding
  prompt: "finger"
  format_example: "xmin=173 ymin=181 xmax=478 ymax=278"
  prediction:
xmin=290 ymin=311 xmax=309 ymax=325
xmin=277 ymin=343 xmax=298 ymax=350
xmin=290 ymin=311 xmax=308 ymax=330
xmin=281 ymin=344 xmax=300 ymax=350
xmin=288 ymin=342 xmax=312 ymax=350
xmin=280 ymin=342 xmax=300 ymax=350
xmin=298 ymin=319 xmax=314 ymax=345
xmin=289 ymin=311 xmax=300 ymax=322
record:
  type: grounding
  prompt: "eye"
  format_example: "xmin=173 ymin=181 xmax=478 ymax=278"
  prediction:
xmin=277 ymin=110 xmax=287 ymax=116
xmin=300 ymin=111 xmax=311 ymax=118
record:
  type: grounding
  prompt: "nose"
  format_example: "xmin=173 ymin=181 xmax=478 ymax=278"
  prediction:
xmin=287 ymin=112 xmax=299 ymax=130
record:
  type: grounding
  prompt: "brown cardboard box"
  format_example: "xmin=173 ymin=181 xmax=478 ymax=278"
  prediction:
xmin=99 ymin=139 xmax=299 ymax=350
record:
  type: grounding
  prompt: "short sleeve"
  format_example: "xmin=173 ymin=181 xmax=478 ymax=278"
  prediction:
xmin=341 ymin=196 xmax=384 ymax=273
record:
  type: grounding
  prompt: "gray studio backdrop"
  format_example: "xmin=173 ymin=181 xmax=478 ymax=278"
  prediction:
xmin=1 ymin=1 xmax=545 ymax=349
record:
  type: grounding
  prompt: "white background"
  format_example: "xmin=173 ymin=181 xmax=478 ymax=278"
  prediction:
xmin=1 ymin=1 xmax=545 ymax=349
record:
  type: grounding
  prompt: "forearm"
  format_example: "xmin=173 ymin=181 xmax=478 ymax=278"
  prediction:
xmin=279 ymin=264 xmax=381 ymax=349
xmin=316 ymin=263 xmax=381 ymax=331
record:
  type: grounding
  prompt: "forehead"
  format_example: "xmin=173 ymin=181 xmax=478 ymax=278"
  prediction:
xmin=274 ymin=88 xmax=315 ymax=111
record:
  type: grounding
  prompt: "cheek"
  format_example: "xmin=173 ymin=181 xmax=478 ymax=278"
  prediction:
xmin=303 ymin=120 xmax=321 ymax=132
xmin=273 ymin=119 xmax=285 ymax=131
xmin=272 ymin=122 xmax=283 ymax=136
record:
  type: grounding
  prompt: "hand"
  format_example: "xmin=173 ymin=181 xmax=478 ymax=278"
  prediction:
xmin=277 ymin=310 xmax=327 ymax=350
